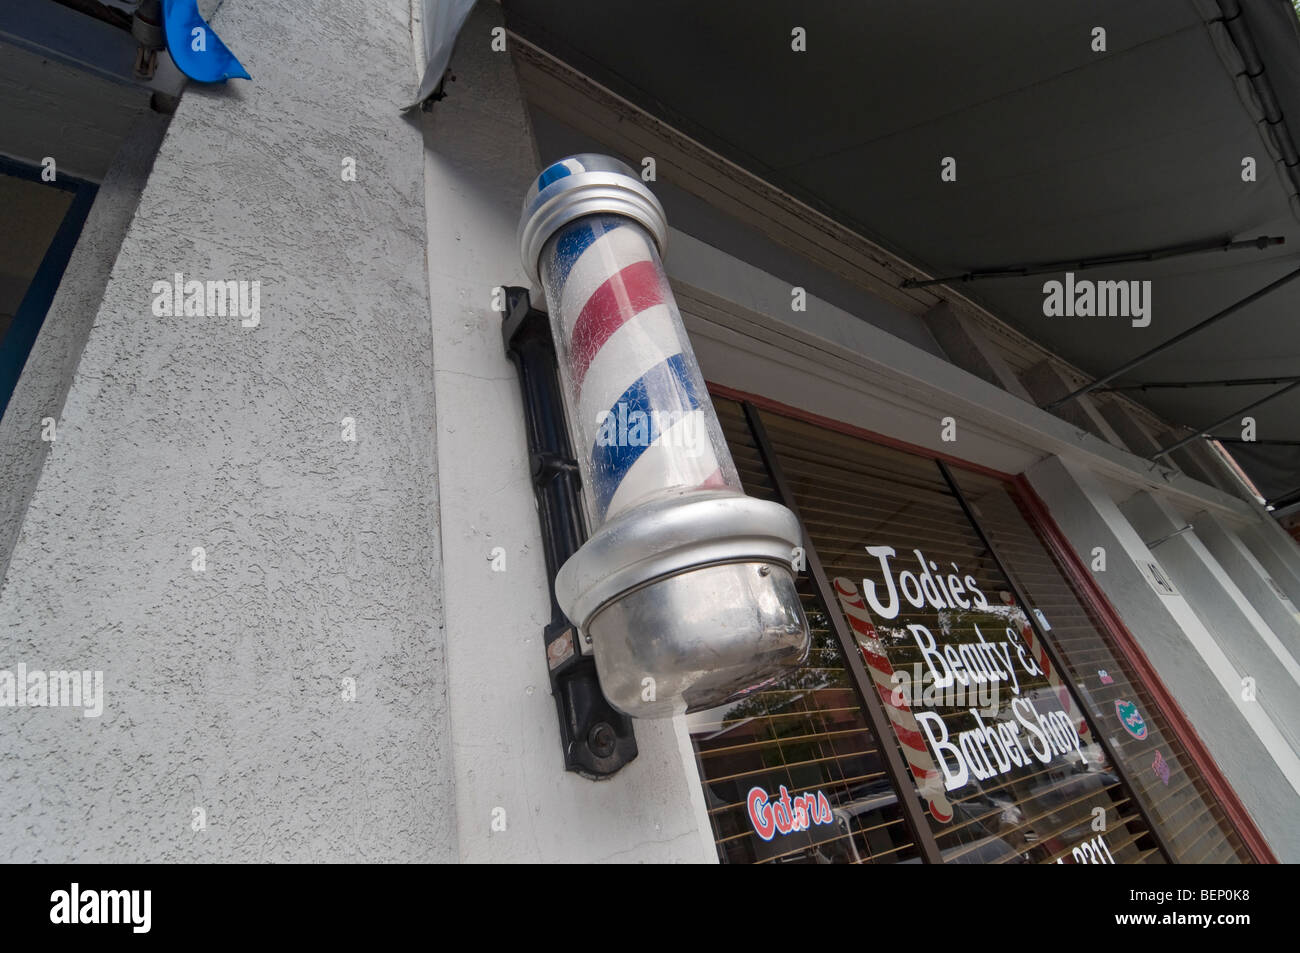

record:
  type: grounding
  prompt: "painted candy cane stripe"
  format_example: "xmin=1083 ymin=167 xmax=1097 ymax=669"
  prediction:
xmin=833 ymin=577 xmax=954 ymax=823
xmin=999 ymin=592 xmax=1092 ymax=743
xmin=570 ymin=259 xmax=665 ymax=389
xmin=576 ymin=303 xmax=681 ymax=428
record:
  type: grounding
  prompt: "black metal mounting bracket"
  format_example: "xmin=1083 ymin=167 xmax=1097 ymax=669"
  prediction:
xmin=501 ymin=286 xmax=637 ymax=779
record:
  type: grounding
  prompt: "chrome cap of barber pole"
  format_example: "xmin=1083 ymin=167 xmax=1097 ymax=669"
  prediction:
xmin=518 ymin=154 xmax=668 ymax=286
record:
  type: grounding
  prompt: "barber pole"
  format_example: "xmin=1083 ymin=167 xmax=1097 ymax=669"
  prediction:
xmin=537 ymin=204 xmax=727 ymax=521
xmin=519 ymin=155 xmax=810 ymax=717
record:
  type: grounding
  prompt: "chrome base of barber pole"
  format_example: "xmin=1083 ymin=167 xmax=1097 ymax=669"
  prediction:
xmin=556 ymin=492 xmax=810 ymax=717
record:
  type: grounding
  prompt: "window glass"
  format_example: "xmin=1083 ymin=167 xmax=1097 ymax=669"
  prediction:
xmin=688 ymin=398 xmax=920 ymax=864
xmin=697 ymin=396 xmax=1251 ymax=863
xmin=0 ymin=164 xmax=88 ymax=418
xmin=947 ymin=469 xmax=1253 ymax=863
xmin=753 ymin=408 xmax=1161 ymax=864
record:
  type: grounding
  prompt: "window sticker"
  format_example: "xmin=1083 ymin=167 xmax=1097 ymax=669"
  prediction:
xmin=746 ymin=785 xmax=833 ymax=841
xmin=1115 ymin=699 xmax=1148 ymax=740
xmin=1152 ymin=750 xmax=1171 ymax=786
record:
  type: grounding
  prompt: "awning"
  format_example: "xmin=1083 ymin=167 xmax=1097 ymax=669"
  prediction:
xmin=504 ymin=0 xmax=1300 ymax=509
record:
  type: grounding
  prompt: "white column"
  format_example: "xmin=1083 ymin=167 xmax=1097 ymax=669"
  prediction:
xmin=1241 ymin=521 xmax=1300 ymax=609
xmin=1119 ymin=492 xmax=1300 ymax=750
xmin=1194 ymin=513 xmax=1300 ymax=657
xmin=1026 ymin=454 xmax=1300 ymax=861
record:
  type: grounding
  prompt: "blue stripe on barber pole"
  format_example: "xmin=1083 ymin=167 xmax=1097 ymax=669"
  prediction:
xmin=535 ymin=157 xmax=587 ymax=192
xmin=605 ymin=411 xmax=719 ymax=519
xmin=536 ymin=165 xmax=570 ymax=191
xmin=590 ymin=352 xmax=699 ymax=517
xmin=548 ymin=218 xmax=624 ymax=290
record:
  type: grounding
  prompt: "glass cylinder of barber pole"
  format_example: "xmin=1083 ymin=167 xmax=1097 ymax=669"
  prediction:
xmin=519 ymin=155 xmax=810 ymax=717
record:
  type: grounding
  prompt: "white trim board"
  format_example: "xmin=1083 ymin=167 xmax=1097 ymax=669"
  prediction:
xmin=666 ymin=229 xmax=1257 ymax=524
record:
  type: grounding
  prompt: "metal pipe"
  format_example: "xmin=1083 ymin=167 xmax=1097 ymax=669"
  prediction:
xmin=903 ymin=235 xmax=1283 ymax=289
xmin=1153 ymin=379 xmax=1300 ymax=458
xmin=1045 ymin=265 xmax=1300 ymax=411
xmin=1104 ymin=375 xmax=1300 ymax=391
xmin=1218 ymin=438 xmax=1300 ymax=446
xmin=1217 ymin=0 xmax=1300 ymax=202
xmin=1267 ymin=487 xmax=1300 ymax=511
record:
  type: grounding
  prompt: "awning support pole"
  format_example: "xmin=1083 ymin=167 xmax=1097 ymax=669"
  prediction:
xmin=1103 ymin=375 xmax=1300 ymax=391
xmin=1266 ymin=487 xmax=1300 ymax=511
xmin=1045 ymin=265 xmax=1300 ymax=411
xmin=1152 ymin=379 xmax=1300 ymax=459
xmin=1218 ymin=438 xmax=1300 ymax=446
xmin=902 ymin=235 xmax=1283 ymax=289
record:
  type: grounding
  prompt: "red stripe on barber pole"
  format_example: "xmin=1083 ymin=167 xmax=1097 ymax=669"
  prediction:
xmin=549 ymin=218 xmax=724 ymax=521
xmin=700 ymin=468 xmax=727 ymax=490
xmin=570 ymin=260 xmax=664 ymax=390
xmin=892 ymin=723 xmax=928 ymax=751
xmin=864 ymin=652 xmax=895 ymax=679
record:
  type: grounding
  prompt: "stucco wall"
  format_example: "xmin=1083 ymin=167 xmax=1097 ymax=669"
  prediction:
xmin=0 ymin=111 xmax=169 ymax=589
xmin=0 ymin=0 xmax=454 ymax=861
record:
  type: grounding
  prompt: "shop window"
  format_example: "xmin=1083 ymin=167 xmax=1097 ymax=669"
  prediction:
xmin=686 ymin=399 xmax=920 ymax=864
xmin=945 ymin=469 xmax=1253 ymax=863
xmin=691 ymin=393 xmax=1255 ymax=864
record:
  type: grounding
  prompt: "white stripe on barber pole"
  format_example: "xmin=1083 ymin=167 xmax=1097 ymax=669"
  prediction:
xmin=542 ymin=207 xmax=722 ymax=521
xmin=604 ymin=411 xmax=719 ymax=519
xmin=555 ymin=227 xmax=655 ymax=336
xmin=576 ymin=303 xmax=681 ymax=427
